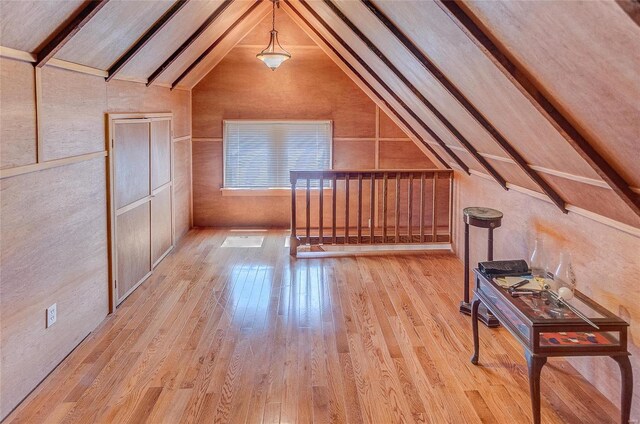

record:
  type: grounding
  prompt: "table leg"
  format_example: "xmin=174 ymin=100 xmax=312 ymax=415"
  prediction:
xmin=470 ymin=298 xmax=480 ymax=365
xmin=464 ymin=221 xmax=470 ymax=304
xmin=612 ymin=355 xmax=633 ymax=424
xmin=487 ymin=227 xmax=494 ymax=261
xmin=525 ymin=351 xmax=547 ymax=424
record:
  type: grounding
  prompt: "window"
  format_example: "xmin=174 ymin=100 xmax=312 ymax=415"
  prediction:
xmin=223 ymin=120 xmax=332 ymax=189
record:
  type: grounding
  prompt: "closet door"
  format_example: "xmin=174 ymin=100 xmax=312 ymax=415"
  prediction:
xmin=113 ymin=121 xmax=152 ymax=303
xmin=150 ymin=119 xmax=173 ymax=265
xmin=110 ymin=115 xmax=174 ymax=307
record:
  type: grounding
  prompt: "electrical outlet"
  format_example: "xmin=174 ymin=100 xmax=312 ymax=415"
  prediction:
xmin=46 ymin=303 xmax=57 ymax=328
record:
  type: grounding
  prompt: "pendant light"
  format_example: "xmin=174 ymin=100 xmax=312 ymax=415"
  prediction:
xmin=256 ymin=0 xmax=291 ymax=70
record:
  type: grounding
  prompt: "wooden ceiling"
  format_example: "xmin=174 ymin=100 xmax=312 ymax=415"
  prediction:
xmin=0 ymin=0 xmax=638 ymax=227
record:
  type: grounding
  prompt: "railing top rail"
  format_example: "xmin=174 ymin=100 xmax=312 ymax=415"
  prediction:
xmin=290 ymin=169 xmax=452 ymax=183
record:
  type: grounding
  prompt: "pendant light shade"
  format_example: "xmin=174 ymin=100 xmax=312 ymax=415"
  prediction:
xmin=257 ymin=1 xmax=291 ymax=70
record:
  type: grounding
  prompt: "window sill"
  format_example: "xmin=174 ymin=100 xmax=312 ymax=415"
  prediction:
xmin=220 ymin=187 xmax=333 ymax=197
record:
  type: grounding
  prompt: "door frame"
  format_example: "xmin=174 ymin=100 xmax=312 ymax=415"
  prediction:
xmin=106 ymin=112 xmax=174 ymax=313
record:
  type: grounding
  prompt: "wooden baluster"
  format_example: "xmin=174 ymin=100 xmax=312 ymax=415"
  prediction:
xmin=332 ymin=174 xmax=337 ymax=244
xmin=408 ymin=173 xmax=413 ymax=242
xmin=419 ymin=173 xmax=425 ymax=243
xmin=382 ymin=173 xmax=388 ymax=243
xmin=290 ymin=176 xmax=297 ymax=256
xmin=357 ymin=174 xmax=363 ymax=244
xmin=395 ymin=172 xmax=401 ymax=243
xmin=306 ymin=178 xmax=311 ymax=245
xmin=432 ymin=174 xmax=438 ymax=243
xmin=319 ymin=176 xmax=324 ymax=245
xmin=448 ymin=172 xmax=453 ymax=243
xmin=370 ymin=173 xmax=375 ymax=244
xmin=345 ymin=173 xmax=350 ymax=244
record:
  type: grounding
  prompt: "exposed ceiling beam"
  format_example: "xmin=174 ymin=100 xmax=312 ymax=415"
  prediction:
xmin=616 ymin=0 xmax=640 ymax=26
xmin=438 ymin=0 xmax=639 ymax=216
xmin=322 ymin=1 xmax=514 ymax=191
xmin=296 ymin=0 xmax=470 ymax=174
xmin=362 ymin=0 xmax=569 ymax=212
xmin=284 ymin=1 xmax=450 ymax=169
xmin=106 ymin=0 xmax=190 ymax=82
xmin=35 ymin=0 xmax=110 ymax=68
xmin=146 ymin=0 xmax=233 ymax=86
xmin=171 ymin=1 xmax=262 ymax=89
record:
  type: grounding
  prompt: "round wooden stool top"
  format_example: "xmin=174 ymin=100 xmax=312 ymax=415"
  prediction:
xmin=463 ymin=207 xmax=503 ymax=229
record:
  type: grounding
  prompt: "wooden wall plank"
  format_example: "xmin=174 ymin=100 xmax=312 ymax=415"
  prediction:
xmin=542 ymin=174 xmax=640 ymax=229
xmin=106 ymin=80 xmax=191 ymax=138
xmin=373 ymin=1 xmax=598 ymax=180
xmin=0 ymin=0 xmax=84 ymax=53
xmin=173 ymin=138 xmax=192 ymax=240
xmin=150 ymin=0 xmax=255 ymax=86
xmin=479 ymin=158 xmax=640 ymax=228
xmin=461 ymin=0 xmax=640 ymax=189
xmin=106 ymin=0 xmax=190 ymax=81
xmin=378 ymin=109 xmax=407 ymax=139
xmin=40 ymin=67 xmax=107 ymax=161
xmin=55 ymin=0 xmax=173 ymax=70
xmin=378 ymin=140 xmax=434 ymax=169
xmin=0 ymin=58 xmax=37 ymax=168
xmin=0 ymin=158 xmax=109 ymax=419
xmin=333 ymin=140 xmax=375 ymax=169
xmin=171 ymin=1 xmax=263 ymax=88
xmin=439 ymin=0 xmax=639 ymax=219
xmin=35 ymin=0 xmax=110 ymax=68
xmin=118 ymin=0 xmax=226 ymax=80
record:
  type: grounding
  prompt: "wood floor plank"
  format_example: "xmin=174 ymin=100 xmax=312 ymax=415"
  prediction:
xmin=5 ymin=229 xmax=620 ymax=424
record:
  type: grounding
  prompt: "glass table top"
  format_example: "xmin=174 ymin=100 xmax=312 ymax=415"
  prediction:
xmin=513 ymin=291 xmax=606 ymax=321
xmin=482 ymin=273 xmax=622 ymax=324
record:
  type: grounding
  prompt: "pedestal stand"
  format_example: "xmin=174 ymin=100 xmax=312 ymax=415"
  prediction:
xmin=460 ymin=207 xmax=502 ymax=327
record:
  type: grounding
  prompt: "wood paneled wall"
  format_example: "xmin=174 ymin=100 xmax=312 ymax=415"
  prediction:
xmin=0 ymin=60 xmax=192 ymax=419
xmin=454 ymin=172 xmax=640 ymax=418
xmin=192 ymin=14 xmax=434 ymax=228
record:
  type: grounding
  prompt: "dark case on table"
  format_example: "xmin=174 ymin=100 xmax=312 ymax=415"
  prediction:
xmin=478 ymin=259 xmax=529 ymax=277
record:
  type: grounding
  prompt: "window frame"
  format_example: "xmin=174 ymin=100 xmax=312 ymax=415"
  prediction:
xmin=222 ymin=119 xmax=333 ymax=193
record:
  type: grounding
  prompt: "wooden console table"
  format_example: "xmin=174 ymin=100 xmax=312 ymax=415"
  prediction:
xmin=471 ymin=269 xmax=632 ymax=424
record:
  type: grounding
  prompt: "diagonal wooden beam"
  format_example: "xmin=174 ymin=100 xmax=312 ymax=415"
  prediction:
xmin=284 ymin=1 xmax=450 ymax=169
xmin=322 ymin=0 xmax=513 ymax=192
xmin=362 ymin=0 xmax=568 ymax=212
xmin=616 ymin=0 xmax=640 ymax=26
xmin=437 ymin=0 xmax=639 ymax=216
xmin=35 ymin=0 xmax=110 ymax=68
xmin=171 ymin=1 xmax=262 ymax=89
xmin=295 ymin=0 xmax=471 ymax=175
xmin=146 ymin=0 xmax=233 ymax=86
xmin=106 ymin=0 xmax=190 ymax=82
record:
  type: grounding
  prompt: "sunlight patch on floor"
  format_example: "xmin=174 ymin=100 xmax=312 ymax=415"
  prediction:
xmin=221 ymin=235 xmax=264 ymax=248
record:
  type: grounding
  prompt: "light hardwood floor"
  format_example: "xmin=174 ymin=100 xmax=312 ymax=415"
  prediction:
xmin=5 ymin=229 xmax=619 ymax=423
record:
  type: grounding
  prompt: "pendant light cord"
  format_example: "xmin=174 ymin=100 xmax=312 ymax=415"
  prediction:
xmin=272 ymin=0 xmax=276 ymax=31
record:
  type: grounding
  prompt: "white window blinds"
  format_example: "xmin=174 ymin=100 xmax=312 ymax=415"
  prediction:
xmin=224 ymin=120 xmax=332 ymax=189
